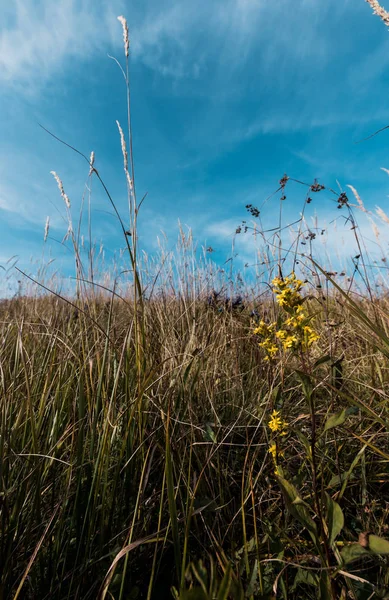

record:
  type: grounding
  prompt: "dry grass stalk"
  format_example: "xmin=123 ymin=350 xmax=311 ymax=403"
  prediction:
xmin=116 ymin=120 xmax=133 ymax=192
xmin=376 ymin=205 xmax=389 ymax=224
xmin=347 ymin=184 xmax=367 ymax=212
xmin=366 ymin=0 xmax=389 ymax=27
xmin=50 ymin=170 xmax=71 ymax=209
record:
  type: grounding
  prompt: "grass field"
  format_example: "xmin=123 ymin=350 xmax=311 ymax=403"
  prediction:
xmin=2 ymin=7 xmax=389 ymax=599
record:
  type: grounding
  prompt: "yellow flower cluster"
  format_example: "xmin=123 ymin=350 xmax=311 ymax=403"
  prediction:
xmin=253 ymin=321 xmax=278 ymax=360
xmin=272 ymin=273 xmax=304 ymax=309
xmin=274 ymin=465 xmax=283 ymax=477
xmin=253 ymin=272 xmax=319 ymax=358
xmin=268 ymin=442 xmax=284 ymax=460
xmin=268 ymin=411 xmax=287 ymax=476
xmin=268 ymin=410 xmax=288 ymax=435
xmin=253 ymin=320 xmax=275 ymax=337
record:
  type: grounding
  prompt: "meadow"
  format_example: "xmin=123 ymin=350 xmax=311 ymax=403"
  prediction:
xmin=2 ymin=8 xmax=389 ymax=600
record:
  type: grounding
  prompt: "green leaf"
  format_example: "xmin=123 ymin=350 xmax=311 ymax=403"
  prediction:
xmin=328 ymin=472 xmax=356 ymax=488
xmin=295 ymin=430 xmax=312 ymax=460
xmin=369 ymin=534 xmax=389 ymax=555
xmin=337 ymin=445 xmax=367 ymax=501
xmin=291 ymin=569 xmax=319 ymax=591
xmin=324 ymin=493 xmax=344 ymax=545
xmin=179 ymin=589 xmax=208 ymax=600
xmin=331 ymin=358 xmax=344 ymax=390
xmin=313 ymin=355 xmax=332 ymax=370
xmin=340 ymin=543 xmax=369 ymax=564
xmin=191 ymin=560 xmax=208 ymax=589
xmin=245 ymin=559 xmax=259 ymax=597
xmin=272 ymin=384 xmax=282 ymax=406
xmin=276 ymin=476 xmax=317 ymax=543
xmin=292 ymin=568 xmax=318 ymax=591
xmin=204 ymin=423 xmax=217 ymax=443
xmin=323 ymin=407 xmax=356 ymax=433
xmin=295 ymin=370 xmax=313 ymax=400
xmin=319 ymin=572 xmax=333 ymax=600
xmin=216 ymin=563 xmax=232 ymax=600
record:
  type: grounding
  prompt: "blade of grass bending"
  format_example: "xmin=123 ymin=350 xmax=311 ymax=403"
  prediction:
xmin=98 ymin=534 xmax=164 ymax=600
xmin=165 ymin=412 xmax=182 ymax=584
xmin=327 ymin=386 xmax=387 ymax=428
xmin=13 ymin=505 xmax=59 ymax=600
xmin=311 ymin=260 xmax=389 ymax=355
xmin=216 ymin=563 xmax=232 ymax=600
xmin=346 ymin=429 xmax=389 ymax=461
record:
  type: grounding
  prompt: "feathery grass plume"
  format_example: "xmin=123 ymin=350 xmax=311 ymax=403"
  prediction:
xmin=117 ymin=15 xmax=129 ymax=57
xmin=116 ymin=120 xmax=128 ymax=170
xmin=116 ymin=120 xmax=133 ymax=191
xmin=366 ymin=0 xmax=389 ymax=27
xmin=50 ymin=171 xmax=70 ymax=209
xmin=376 ymin=206 xmax=389 ymax=224
xmin=371 ymin=219 xmax=381 ymax=240
xmin=89 ymin=150 xmax=95 ymax=176
xmin=44 ymin=216 xmax=50 ymax=242
xmin=347 ymin=184 xmax=367 ymax=212
xmin=62 ymin=222 xmax=73 ymax=243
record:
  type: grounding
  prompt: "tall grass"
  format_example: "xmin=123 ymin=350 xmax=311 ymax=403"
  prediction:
xmin=1 ymin=10 xmax=389 ymax=600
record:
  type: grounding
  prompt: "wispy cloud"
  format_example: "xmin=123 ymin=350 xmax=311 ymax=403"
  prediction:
xmin=0 ymin=0 xmax=124 ymax=89
xmin=0 ymin=0 xmax=265 ymax=88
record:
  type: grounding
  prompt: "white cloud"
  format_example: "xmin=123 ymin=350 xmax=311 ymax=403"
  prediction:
xmin=0 ymin=0 xmax=364 ymax=92
xmin=0 ymin=0 xmax=276 ymax=86
xmin=0 ymin=0 xmax=125 ymax=88
xmin=240 ymin=107 xmax=389 ymax=142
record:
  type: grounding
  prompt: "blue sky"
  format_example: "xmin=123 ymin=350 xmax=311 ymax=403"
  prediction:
xmin=1 ymin=0 xmax=389 ymax=296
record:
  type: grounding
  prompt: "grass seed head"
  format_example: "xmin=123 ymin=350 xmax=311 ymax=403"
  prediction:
xmin=366 ymin=0 xmax=389 ymax=26
xmin=44 ymin=216 xmax=50 ymax=242
xmin=50 ymin=171 xmax=70 ymax=209
xmin=89 ymin=150 xmax=95 ymax=176
xmin=117 ymin=15 xmax=130 ymax=57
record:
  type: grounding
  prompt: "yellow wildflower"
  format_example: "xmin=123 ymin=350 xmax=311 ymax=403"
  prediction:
xmin=282 ymin=334 xmax=298 ymax=349
xmin=255 ymin=321 xmax=279 ymax=360
xmin=275 ymin=329 xmax=287 ymax=340
xmin=302 ymin=325 xmax=320 ymax=350
xmin=268 ymin=443 xmax=277 ymax=460
xmin=274 ymin=464 xmax=283 ymax=477
xmin=254 ymin=272 xmax=320 ymax=358
xmin=271 ymin=272 xmax=305 ymax=309
xmin=253 ymin=320 xmax=275 ymax=337
xmin=268 ymin=410 xmax=288 ymax=434
xmin=268 ymin=443 xmax=284 ymax=460
xmin=271 ymin=276 xmax=282 ymax=286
